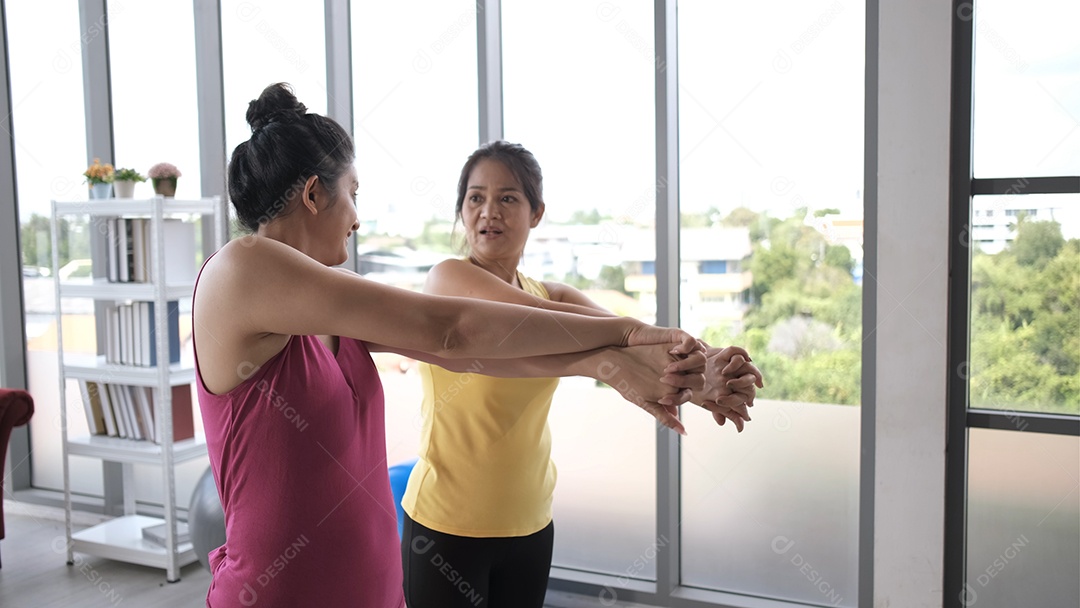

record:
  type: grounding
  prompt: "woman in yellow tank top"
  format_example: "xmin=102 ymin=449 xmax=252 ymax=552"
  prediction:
xmin=400 ymin=141 xmax=763 ymax=608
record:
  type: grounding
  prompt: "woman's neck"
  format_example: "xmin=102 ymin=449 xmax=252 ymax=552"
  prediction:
xmin=258 ymin=222 xmax=316 ymax=263
xmin=467 ymin=254 xmax=520 ymax=286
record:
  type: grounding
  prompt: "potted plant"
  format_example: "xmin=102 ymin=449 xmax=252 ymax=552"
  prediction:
xmin=84 ymin=158 xmax=115 ymax=199
xmin=113 ymin=167 xmax=146 ymax=198
xmin=148 ymin=162 xmax=182 ymax=197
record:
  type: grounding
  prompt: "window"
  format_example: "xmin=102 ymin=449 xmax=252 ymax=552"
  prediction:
xmin=678 ymin=1 xmax=863 ymax=603
xmin=699 ymin=260 xmax=727 ymax=274
xmin=8 ymin=1 xmax=90 ymax=494
xmin=949 ymin=1 xmax=1080 ymax=606
xmin=221 ymin=0 xmax=328 ymax=160
xmin=503 ymin=0 xmax=660 ymax=578
xmin=110 ymin=3 xmax=201 ymax=199
xmin=349 ymin=0 xmax=479 ymax=468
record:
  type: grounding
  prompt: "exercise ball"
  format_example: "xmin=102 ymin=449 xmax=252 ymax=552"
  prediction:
xmin=388 ymin=458 xmax=419 ymax=538
xmin=189 ymin=466 xmax=226 ymax=572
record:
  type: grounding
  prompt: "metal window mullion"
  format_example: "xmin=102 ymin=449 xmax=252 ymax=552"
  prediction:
xmin=859 ymin=1 xmax=880 ymax=606
xmin=0 ymin=0 xmax=32 ymax=496
xmin=80 ymin=0 xmax=126 ymax=515
xmin=971 ymin=176 xmax=1080 ymax=195
xmin=194 ymin=0 xmax=228 ymax=249
xmin=477 ymin=0 xmax=502 ymax=144
xmin=655 ymin=0 xmax=680 ymax=600
xmin=82 ymin=0 xmax=114 ymax=168
xmin=324 ymin=0 xmax=353 ymax=135
xmin=967 ymin=410 xmax=1080 ymax=436
xmin=324 ymin=0 xmax=357 ymax=271
xmin=944 ymin=1 xmax=976 ymax=606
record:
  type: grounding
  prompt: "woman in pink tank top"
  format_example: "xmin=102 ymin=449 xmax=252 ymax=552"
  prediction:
xmin=193 ymin=83 xmax=713 ymax=608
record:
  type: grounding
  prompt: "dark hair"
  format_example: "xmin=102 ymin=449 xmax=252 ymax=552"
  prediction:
xmin=227 ymin=83 xmax=355 ymax=232
xmin=455 ymin=140 xmax=544 ymax=217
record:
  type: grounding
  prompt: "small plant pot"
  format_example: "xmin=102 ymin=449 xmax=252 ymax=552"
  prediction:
xmin=113 ymin=180 xmax=137 ymax=198
xmin=152 ymin=177 xmax=177 ymax=197
xmin=90 ymin=182 xmax=113 ymax=199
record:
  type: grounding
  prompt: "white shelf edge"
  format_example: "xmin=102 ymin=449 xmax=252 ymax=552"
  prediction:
xmin=71 ymin=515 xmax=197 ymax=570
xmin=62 ymin=356 xmax=195 ymax=386
xmin=59 ymin=279 xmax=195 ymax=300
xmin=67 ymin=434 xmax=207 ymax=465
xmin=53 ymin=198 xmax=218 ymax=216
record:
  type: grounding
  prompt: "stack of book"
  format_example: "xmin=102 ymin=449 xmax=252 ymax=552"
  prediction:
xmin=77 ymin=381 xmax=195 ymax=444
xmin=105 ymin=218 xmax=196 ymax=284
xmin=104 ymin=300 xmax=181 ymax=367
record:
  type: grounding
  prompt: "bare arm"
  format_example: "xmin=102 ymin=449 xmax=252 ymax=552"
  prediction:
xmin=405 ymin=259 xmax=709 ymax=432
xmin=425 ymin=259 xmax=617 ymax=318
xmin=369 ymin=342 xmax=704 ymax=434
xmin=197 ymin=237 xmax=690 ymax=360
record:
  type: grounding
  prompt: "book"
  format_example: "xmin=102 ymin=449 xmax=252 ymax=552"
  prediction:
xmin=120 ymin=303 xmax=133 ymax=366
xmin=97 ymin=381 xmax=118 ymax=437
xmin=106 ymin=218 xmax=119 ymax=282
xmin=105 ymin=383 xmax=127 ymax=438
xmin=141 ymin=521 xmax=190 ymax=547
xmin=117 ymin=218 xmax=132 ymax=283
xmin=105 ymin=304 xmax=118 ymax=364
xmin=160 ymin=384 xmax=195 ymax=443
xmin=131 ymin=218 xmax=147 ymax=282
xmin=155 ymin=219 xmax=197 ymax=284
xmin=106 ymin=217 xmax=195 ymax=284
xmin=77 ymin=380 xmax=107 ymax=435
xmin=145 ymin=300 xmax=182 ymax=367
xmin=118 ymin=384 xmax=139 ymax=440
xmin=133 ymin=386 xmax=156 ymax=443
xmin=128 ymin=386 xmax=147 ymax=441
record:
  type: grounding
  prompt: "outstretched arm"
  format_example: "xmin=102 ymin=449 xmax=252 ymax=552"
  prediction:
xmin=198 ymin=237 xmax=694 ymax=361
xmin=369 ymin=342 xmax=706 ymax=435
xmin=420 ymin=259 xmax=768 ymax=432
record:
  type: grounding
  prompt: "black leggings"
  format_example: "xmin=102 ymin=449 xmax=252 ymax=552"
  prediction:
xmin=401 ymin=512 xmax=555 ymax=608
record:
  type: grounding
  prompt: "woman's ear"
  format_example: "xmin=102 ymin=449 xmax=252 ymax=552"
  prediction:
xmin=300 ymin=174 xmax=320 ymax=215
xmin=530 ymin=202 xmax=546 ymax=228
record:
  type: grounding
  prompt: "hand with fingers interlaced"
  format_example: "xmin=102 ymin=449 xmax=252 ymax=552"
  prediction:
xmin=595 ymin=341 xmax=707 ymax=436
xmin=662 ymin=343 xmax=763 ymax=432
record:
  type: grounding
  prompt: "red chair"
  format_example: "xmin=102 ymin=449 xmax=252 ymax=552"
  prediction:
xmin=0 ymin=388 xmax=34 ymax=569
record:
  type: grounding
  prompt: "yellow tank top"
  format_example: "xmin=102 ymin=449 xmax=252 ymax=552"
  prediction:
xmin=401 ymin=272 xmax=560 ymax=537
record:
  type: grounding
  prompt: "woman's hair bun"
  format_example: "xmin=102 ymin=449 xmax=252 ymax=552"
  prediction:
xmin=246 ymin=82 xmax=308 ymax=132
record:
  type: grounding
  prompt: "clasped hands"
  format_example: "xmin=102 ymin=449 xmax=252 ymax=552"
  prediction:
xmin=602 ymin=337 xmax=763 ymax=435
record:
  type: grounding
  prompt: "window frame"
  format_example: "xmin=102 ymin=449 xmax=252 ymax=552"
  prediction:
xmin=943 ymin=1 xmax=1080 ymax=605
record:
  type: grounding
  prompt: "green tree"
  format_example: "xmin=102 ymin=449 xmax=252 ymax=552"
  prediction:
xmin=969 ymin=220 xmax=1078 ymax=414
xmin=596 ymin=264 xmax=628 ymax=294
xmin=824 ymin=244 xmax=855 ymax=274
xmin=567 ymin=209 xmax=603 ymax=225
xmin=748 ymin=244 xmax=798 ymax=301
xmin=702 ymin=204 xmax=864 ymax=406
xmin=21 ymin=214 xmax=91 ymax=270
xmin=681 ymin=211 xmax=712 ymax=228
xmin=1011 ymin=219 xmax=1064 ymax=268
xmin=722 ymin=206 xmax=759 ymax=228
xmin=413 ymin=218 xmax=454 ymax=253
xmin=21 ymin=214 xmax=53 ymax=268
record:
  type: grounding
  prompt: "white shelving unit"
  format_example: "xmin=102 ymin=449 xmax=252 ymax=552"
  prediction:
xmin=51 ymin=195 xmax=225 ymax=582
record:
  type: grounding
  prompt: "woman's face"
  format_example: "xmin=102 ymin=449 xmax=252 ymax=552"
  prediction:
xmin=313 ymin=165 xmax=359 ymax=266
xmin=460 ymin=158 xmax=544 ymax=262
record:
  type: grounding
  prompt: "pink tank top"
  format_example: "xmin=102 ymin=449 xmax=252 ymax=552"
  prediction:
xmin=193 ymin=264 xmax=404 ymax=607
